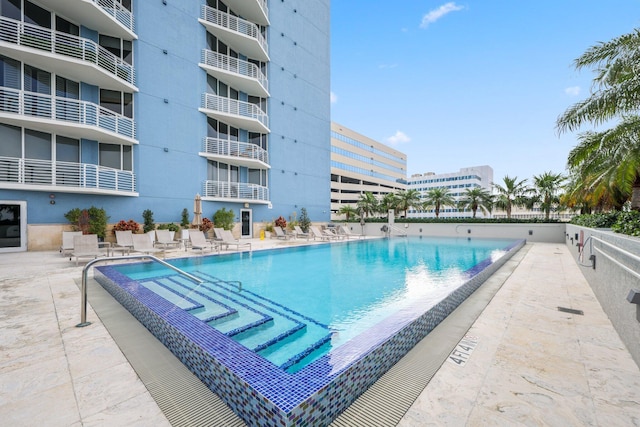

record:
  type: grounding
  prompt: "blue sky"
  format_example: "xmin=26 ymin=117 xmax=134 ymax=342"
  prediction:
xmin=330 ymin=1 xmax=640 ymax=184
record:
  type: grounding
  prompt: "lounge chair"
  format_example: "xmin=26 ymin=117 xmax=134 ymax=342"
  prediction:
xmin=131 ymin=233 xmax=164 ymax=257
xmin=60 ymin=231 xmax=82 ymax=258
xmin=155 ymin=229 xmax=181 ymax=250
xmin=113 ymin=230 xmax=134 ymax=255
xmin=71 ymin=234 xmax=108 ymax=266
xmin=273 ymin=226 xmax=293 ymax=240
xmin=213 ymin=228 xmax=225 ymax=242
xmin=189 ymin=230 xmax=219 ymax=253
xmin=310 ymin=226 xmax=339 ymax=241
xmin=293 ymin=225 xmax=310 ymax=240
xmin=219 ymin=229 xmax=252 ymax=252
xmin=338 ymin=225 xmax=365 ymax=239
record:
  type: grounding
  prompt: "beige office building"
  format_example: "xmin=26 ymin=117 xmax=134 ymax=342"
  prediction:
xmin=331 ymin=122 xmax=407 ymax=220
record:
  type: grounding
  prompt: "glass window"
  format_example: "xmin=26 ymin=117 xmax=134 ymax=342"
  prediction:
xmin=118 ymin=0 xmax=131 ymax=12
xmin=248 ymin=169 xmax=260 ymax=185
xmin=99 ymin=143 xmax=120 ymax=169
xmin=24 ymin=0 xmax=50 ymax=28
xmin=0 ymin=0 xmax=20 ymax=20
xmin=55 ymin=16 xmax=79 ymax=36
xmin=56 ymin=136 xmax=79 ymax=162
xmin=0 ymin=123 xmax=21 ymax=157
xmin=25 ymin=129 xmax=51 ymax=160
xmin=24 ymin=65 xmax=51 ymax=94
xmin=122 ymin=39 xmax=132 ymax=65
xmin=99 ymin=35 xmax=121 ymax=58
xmin=0 ymin=55 xmax=20 ymax=89
xmin=100 ymin=89 xmax=133 ymax=117
xmin=123 ymin=92 xmax=132 ymax=118
xmin=55 ymin=76 xmax=79 ymax=99
xmin=122 ymin=145 xmax=132 ymax=171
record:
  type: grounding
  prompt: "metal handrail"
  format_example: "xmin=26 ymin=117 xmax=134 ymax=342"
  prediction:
xmin=586 ymin=235 xmax=640 ymax=279
xmin=77 ymin=254 xmax=203 ymax=327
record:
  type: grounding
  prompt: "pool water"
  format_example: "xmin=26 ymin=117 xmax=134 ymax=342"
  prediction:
xmin=112 ymin=236 xmax=515 ymax=372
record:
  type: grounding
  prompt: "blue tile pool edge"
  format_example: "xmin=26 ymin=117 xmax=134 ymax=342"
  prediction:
xmin=94 ymin=238 xmax=525 ymax=426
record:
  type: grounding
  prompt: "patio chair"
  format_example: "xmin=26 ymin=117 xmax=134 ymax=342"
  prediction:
xmin=310 ymin=226 xmax=339 ymax=241
xmin=71 ymin=234 xmax=108 ymax=266
xmin=213 ymin=228 xmax=225 ymax=242
xmin=155 ymin=229 xmax=181 ymax=250
xmin=113 ymin=230 xmax=134 ymax=255
xmin=338 ymin=225 xmax=365 ymax=239
xmin=60 ymin=231 xmax=82 ymax=258
xmin=219 ymin=229 xmax=252 ymax=252
xmin=131 ymin=233 xmax=164 ymax=257
xmin=189 ymin=230 xmax=219 ymax=253
xmin=293 ymin=225 xmax=310 ymax=240
xmin=273 ymin=226 xmax=293 ymax=240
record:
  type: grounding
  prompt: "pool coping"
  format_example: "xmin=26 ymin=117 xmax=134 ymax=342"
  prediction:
xmin=94 ymin=238 xmax=526 ymax=426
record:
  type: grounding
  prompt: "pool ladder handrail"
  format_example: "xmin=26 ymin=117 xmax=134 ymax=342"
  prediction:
xmin=77 ymin=254 xmax=204 ymax=328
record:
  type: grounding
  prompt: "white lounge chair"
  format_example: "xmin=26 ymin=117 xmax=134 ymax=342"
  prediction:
xmin=310 ymin=226 xmax=339 ymax=241
xmin=60 ymin=231 xmax=82 ymax=258
xmin=219 ymin=230 xmax=252 ymax=252
xmin=293 ymin=225 xmax=310 ymax=240
xmin=189 ymin=230 xmax=218 ymax=253
xmin=131 ymin=233 xmax=164 ymax=257
xmin=155 ymin=229 xmax=181 ymax=250
xmin=273 ymin=226 xmax=293 ymax=240
xmin=71 ymin=234 xmax=108 ymax=265
xmin=338 ymin=225 xmax=365 ymax=239
xmin=113 ymin=230 xmax=134 ymax=255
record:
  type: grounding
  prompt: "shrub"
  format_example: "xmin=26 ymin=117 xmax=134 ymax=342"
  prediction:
xmin=181 ymin=208 xmax=190 ymax=228
xmin=64 ymin=206 xmax=109 ymax=238
xmin=200 ymin=217 xmax=213 ymax=233
xmin=274 ymin=215 xmax=287 ymax=229
xmin=142 ymin=209 xmax=155 ymax=233
xmin=611 ymin=211 xmax=640 ymax=236
xmin=299 ymin=207 xmax=311 ymax=233
xmin=113 ymin=219 xmax=140 ymax=233
xmin=157 ymin=222 xmax=180 ymax=232
xmin=213 ymin=208 xmax=235 ymax=231
xmin=263 ymin=221 xmax=274 ymax=232
xmin=570 ymin=212 xmax=619 ymax=228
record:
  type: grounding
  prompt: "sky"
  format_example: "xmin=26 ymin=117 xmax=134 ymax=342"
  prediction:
xmin=330 ymin=1 xmax=640 ymax=184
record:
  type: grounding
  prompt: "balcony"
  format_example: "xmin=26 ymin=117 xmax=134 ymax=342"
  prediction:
xmin=43 ymin=0 xmax=135 ymax=40
xmin=226 ymin=0 xmax=269 ymax=26
xmin=200 ymin=93 xmax=269 ymax=134
xmin=200 ymin=50 xmax=268 ymax=98
xmin=0 ymin=87 xmax=137 ymax=145
xmin=200 ymin=137 xmax=269 ymax=169
xmin=199 ymin=5 xmax=269 ymax=62
xmin=0 ymin=156 xmax=137 ymax=195
xmin=0 ymin=17 xmax=136 ymax=92
xmin=203 ymin=180 xmax=269 ymax=204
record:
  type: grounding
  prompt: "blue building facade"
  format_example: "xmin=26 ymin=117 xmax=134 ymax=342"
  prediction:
xmin=0 ymin=0 xmax=331 ymax=251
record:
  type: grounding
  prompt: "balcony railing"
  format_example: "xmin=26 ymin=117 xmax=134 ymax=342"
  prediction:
xmin=0 ymin=87 xmax=136 ymax=141
xmin=203 ymin=180 xmax=269 ymax=202
xmin=0 ymin=156 xmax=136 ymax=194
xmin=202 ymin=137 xmax=269 ymax=167
xmin=93 ymin=0 xmax=135 ymax=34
xmin=201 ymin=50 xmax=268 ymax=97
xmin=0 ymin=17 xmax=136 ymax=89
xmin=201 ymin=93 xmax=269 ymax=133
xmin=200 ymin=5 xmax=269 ymax=61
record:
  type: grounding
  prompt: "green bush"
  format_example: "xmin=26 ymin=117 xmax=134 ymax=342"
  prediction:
xmin=213 ymin=208 xmax=235 ymax=231
xmin=64 ymin=206 xmax=109 ymax=239
xmin=299 ymin=207 xmax=311 ymax=233
xmin=142 ymin=209 xmax=155 ymax=233
xmin=181 ymin=208 xmax=190 ymax=228
xmin=570 ymin=212 xmax=619 ymax=228
xmin=611 ymin=211 xmax=640 ymax=236
xmin=157 ymin=222 xmax=180 ymax=232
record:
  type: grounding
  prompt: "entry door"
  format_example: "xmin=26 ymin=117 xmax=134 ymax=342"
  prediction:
xmin=240 ymin=209 xmax=252 ymax=238
xmin=0 ymin=201 xmax=26 ymax=252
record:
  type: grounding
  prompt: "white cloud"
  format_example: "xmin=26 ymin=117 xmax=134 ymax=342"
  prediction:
xmin=330 ymin=91 xmax=338 ymax=104
xmin=420 ymin=2 xmax=464 ymax=28
xmin=564 ymin=86 xmax=581 ymax=96
xmin=387 ymin=130 xmax=411 ymax=145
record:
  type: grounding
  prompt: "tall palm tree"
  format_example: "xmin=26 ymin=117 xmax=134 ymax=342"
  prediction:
xmin=556 ymin=29 xmax=640 ymax=210
xmin=530 ymin=171 xmax=566 ymax=220
xmin=458 ymin=187 xmax=493 ymax=218
xmin=395 ymin=189 xmax=422 ymax=218
xmin=357 ymin=191 xmax=378 ymax=218
xmin=422 ymin=187 xmax=456 ymax=218
xmin=492 ymin=176 xmax=529 ymax=219
xmin=338 ymin=204 xmax=358 ymax=221
xmin=380 ymin=192 xmax=399 ymax=218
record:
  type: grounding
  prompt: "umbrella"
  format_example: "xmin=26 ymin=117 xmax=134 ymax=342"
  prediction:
xmin=192 ymin=193 xmax=202 ymax=228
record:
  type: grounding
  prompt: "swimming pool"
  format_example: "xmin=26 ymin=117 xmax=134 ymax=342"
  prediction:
xmin=95 ymin=236 xmax=524 ymax=426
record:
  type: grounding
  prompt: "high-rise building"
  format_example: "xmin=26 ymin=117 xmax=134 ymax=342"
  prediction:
xmin=408 ymin=165 xmax=493 ymax=218
xmin=330 ymin=122 xmax=407 ymax=220
xmin=0 ymin=0 xmax=331 ymax=251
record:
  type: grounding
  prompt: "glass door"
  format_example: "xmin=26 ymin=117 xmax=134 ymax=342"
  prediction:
xmin=0 ymin=201 xmax=26 ymax=252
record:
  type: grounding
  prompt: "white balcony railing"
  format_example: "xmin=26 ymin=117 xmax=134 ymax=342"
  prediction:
xmin=202 ymin=137 xmax=269 ymax=166
xmin=201 ymin=5 xmax=268 ymax=61
xmin=201 ymin=93 xmax=268 ymax=132
xmin=201 ymin=50 xmax=268 ymax=96
xmin=203 ymin=180 xmax=269 ymax=202
xmin=93 ymin=0 xmax=135 ymax=33
xmin=0 ymin=156 xmax=136 ymax=193
xmin=0 ymin=17 xmax=136 ymax=88
xmin=0 ymin=87 xmax=136 ymax=141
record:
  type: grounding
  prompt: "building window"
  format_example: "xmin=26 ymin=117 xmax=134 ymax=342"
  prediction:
xmin=99 ymin=35 xmax=133 ymax=65
xmin=100 ymin=143 xmax=132 ymax=171
xmin=24 ymin=64 xmax=50 ymax=94
xmin=56 ymin=136 xmax=79 ymax=163
xmin=25 ymin=129 xmax=51 ymax=160
xmin=100 ymin=89 xmax=133 ymax=118
xmin=24 ymin=0 xmax=50 ymax=28
xmin=0 ymin=123 xmax=21 ymax=158
xmin=55 ymin=16 xmax=79 ymax=36
xmin=0 ymin=54 xmax=20 ymax=89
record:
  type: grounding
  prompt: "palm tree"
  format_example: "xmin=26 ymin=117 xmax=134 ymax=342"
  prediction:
xmin=458 ymin=187 xmax=493 ymax=218
xmin=357 ymin=192 xmax=378 ymax=218
xmin=338 ymin=205 xmax=358 ymax=221
xmin=395 ymin=189 xmax=422 ymax=218
xmin=556 ymin=30 xmax=640 ymax=211
xmin=530 ymin=171 xmax=566 ymax=220
xmin=379 ymin=192 xmax=399 ymax=218
xmin=422 ymin=187 xmax=456 ymax=218
xmin=492 ymin=176 xmax=529 ymax=219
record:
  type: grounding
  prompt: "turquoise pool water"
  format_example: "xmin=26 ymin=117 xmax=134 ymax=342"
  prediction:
xmin=112 ymin=236 xmax=515 ymax=372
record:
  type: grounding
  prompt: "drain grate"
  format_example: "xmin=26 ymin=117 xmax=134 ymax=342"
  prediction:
xmin=557 ymin=306 xmax=584 ymax=315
